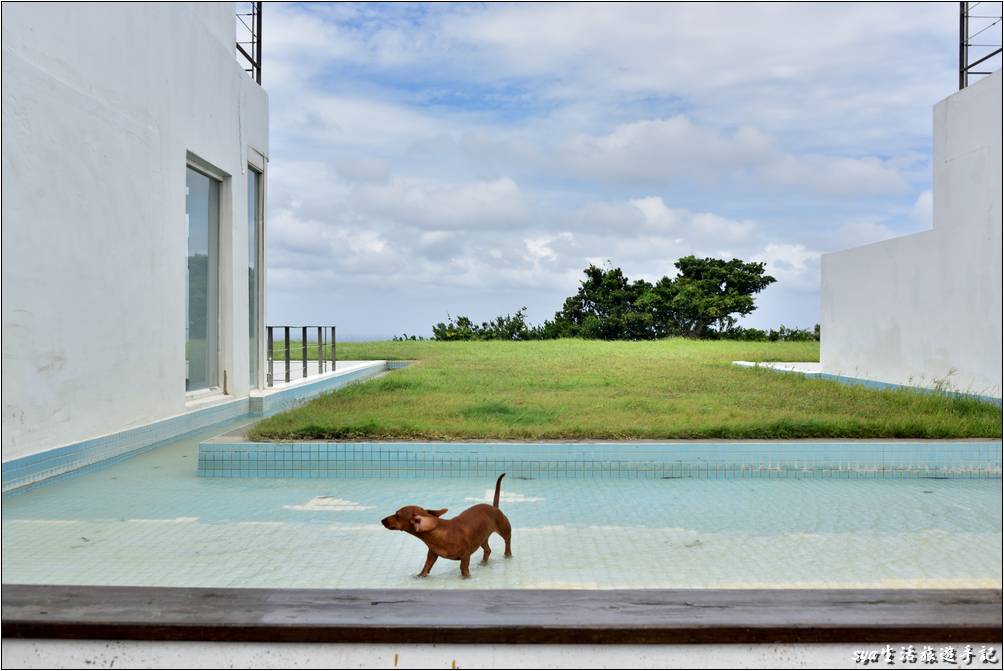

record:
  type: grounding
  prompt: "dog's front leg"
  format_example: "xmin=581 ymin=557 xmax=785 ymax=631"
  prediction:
xmin=417 ymin=549 xmax=437 ymax=577
xmin=459 ymin=554 xmax=471 ymax=578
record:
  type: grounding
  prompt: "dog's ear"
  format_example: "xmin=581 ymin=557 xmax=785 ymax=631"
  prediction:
xmin=427 ymin=508 xmax=448 ymax=517
xmin=412 ymin=514 xmax=439 ymax=532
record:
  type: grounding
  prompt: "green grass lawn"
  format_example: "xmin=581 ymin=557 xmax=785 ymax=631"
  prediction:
xmin=249 ymin=339 xmax=1002 ymax=441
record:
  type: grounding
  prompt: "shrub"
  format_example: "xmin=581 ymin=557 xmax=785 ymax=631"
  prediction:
xmin=719 ymin=324 xmax=820 ymax=342
xmin=431 ymin=307 xmax=551 ymax=341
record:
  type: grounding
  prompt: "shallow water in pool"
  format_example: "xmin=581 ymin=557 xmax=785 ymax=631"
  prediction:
xmin=3 ymin=423 xmax=1001 ymax=589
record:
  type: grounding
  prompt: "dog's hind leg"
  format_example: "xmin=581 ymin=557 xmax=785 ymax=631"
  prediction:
xmin=480 ymin=542 xmax=491 ymax=564
xmin=498 ymin=515 xmax=513 ymax=558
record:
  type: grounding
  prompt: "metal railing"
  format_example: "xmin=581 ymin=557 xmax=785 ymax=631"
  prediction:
xmin=960 ymin=1 xmax=1002 ymax=89
xmin=236 ymin=2 xmax=262 ymax=84
xmin=266 ymin=325 xmax=337 ymax=387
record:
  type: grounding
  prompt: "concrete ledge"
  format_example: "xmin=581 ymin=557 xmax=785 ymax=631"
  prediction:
xmin=2 ymin=585 xmax=1000 ymax=644
xmin=250 ymin=360 xmax=393 ymax=417
xmin=2 ymin=361 xmax=413 ymax=493
xmin=733 ymin=361 xmax=1003 ymax=406
xmin=1 ymin=396 xmax=251 ymax=494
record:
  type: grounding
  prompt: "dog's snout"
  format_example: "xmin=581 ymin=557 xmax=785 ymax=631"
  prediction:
xmin=381 ymin=516 xmax=392 ymax=529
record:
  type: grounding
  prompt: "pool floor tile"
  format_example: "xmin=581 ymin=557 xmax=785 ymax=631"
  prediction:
xmin=2 ymin=429 xmax=1001 ymax=590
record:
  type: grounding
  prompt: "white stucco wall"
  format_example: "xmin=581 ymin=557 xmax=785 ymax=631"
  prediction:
xmin=2 ymin=3 xmax=269 ymax=459
xmin=821 ymin=70 xmax=1003 ymax=399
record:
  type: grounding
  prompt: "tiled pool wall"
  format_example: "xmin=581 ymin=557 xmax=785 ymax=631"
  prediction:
xmin=197 ymin=441 xmax=1003 ymax=480
xmin=2 ymin=360 xmax=397 ymax=493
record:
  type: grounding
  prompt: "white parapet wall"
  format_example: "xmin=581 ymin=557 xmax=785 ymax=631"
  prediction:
xmin=820 ymin=70 xmax=1003 ymax=400
xmin=1 ymin=3 xmax=269 ymax=460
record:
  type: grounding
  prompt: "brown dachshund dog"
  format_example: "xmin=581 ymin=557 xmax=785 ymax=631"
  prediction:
xmin=381 ymin=473 xmax=513 ymax=578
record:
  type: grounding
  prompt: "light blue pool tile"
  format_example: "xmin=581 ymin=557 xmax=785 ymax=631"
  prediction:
xmin=194 ymin=440 xmax=1002 ymax=480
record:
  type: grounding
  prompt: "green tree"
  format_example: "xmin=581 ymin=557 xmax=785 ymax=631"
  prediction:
xmin=661 ymin=256 xmax=776 ymax=337
xmin=553 ymin=265 xmax=654 ymax=340
xmin=433 ymin=257 xmax=776 ymax=341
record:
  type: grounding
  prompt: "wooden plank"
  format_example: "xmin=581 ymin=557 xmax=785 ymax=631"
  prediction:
xmin=2 ymin=585 xmax=1000 ymax=644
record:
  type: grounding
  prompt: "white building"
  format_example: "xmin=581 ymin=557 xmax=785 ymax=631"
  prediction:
xmin=2 ymin=4 xmax=269 ymax=474
xmin=820 ymin=70 xmax=1003 ymax=400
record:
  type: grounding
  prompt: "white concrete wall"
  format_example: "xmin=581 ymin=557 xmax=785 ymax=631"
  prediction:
xmin=821 ymin=70 xmax=1003 ymax=399
xmin=2 ymin=3 xmax=269 ymax=459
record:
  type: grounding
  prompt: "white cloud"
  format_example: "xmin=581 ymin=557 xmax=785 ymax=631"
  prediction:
xmin=912 ymin=189 xmax=933 ymax=226
xmin=260 ymin=3 xmax=951 ymax=334
xmin=755 ymin=243 xmax=821 ymax=291
xmin=270 ymin=209 xmax=390 ymax=259
xmin=759 ymin=155 xmax=910 ymax=197
xmin=560 ymin=117 xmax=774 ymax=185
xmin=435 ymin=3 xmax=954 ymax=140
xmin=351 ymin=177 xmax=527 ymax=230
xmin=335 ymin=156 xmax=392 ymax=184
xmin=830 ymin=219 xmax=900 ymax=250
xmin=524 ymin=233 xmax=572 ymax=263
xmin=630 ymin=197 xmax=678 ymax=231
xmin=539 ymin=115 xmax=913 ymax=197
xmin=691 ymin=212 xmax=757 ymax=243
xmin=576 ymin=201 xmax=646 ymax=233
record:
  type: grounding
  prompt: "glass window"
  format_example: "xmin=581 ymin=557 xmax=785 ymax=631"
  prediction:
xmin=185 ymin=167 xmax=219 ymax=392
xmin=247 ymin=169 xmax=261 ymax=388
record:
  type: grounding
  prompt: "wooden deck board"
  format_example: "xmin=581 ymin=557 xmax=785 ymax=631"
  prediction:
xmin=2 ymin=585 xmax=1000 ymax=644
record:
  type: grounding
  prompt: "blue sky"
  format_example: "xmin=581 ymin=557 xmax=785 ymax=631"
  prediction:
xmin=262 ymin=2 xmax=963 ymax=339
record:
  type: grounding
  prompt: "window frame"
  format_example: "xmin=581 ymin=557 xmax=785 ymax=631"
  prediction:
xmin=184 ymin=155 xmax=227 ymax=398
xmin=246 ymin=154 xmax=265 ymax=390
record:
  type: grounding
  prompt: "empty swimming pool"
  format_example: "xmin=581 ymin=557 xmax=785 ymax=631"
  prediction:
xmin=2 ymin=421 xmax=1001 ymax=590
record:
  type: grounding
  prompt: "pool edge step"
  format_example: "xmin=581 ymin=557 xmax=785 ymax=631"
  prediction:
xmin=3 ymin=585 xmax=1001 ymax=644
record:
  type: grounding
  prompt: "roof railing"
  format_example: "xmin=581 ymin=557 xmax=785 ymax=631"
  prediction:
xmin=236 ymin=2 xmax=262 ymax=84
xmin=959 ymin=1 xmax=1002 ymax=89
xmin=266 ymin=325 xmax=337 ymax=387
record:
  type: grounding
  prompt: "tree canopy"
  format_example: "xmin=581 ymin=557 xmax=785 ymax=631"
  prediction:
xmin=548 ymin=256 xmax=776 ymax=339
xmin=432 ymin=256 xmax=781 ymax=341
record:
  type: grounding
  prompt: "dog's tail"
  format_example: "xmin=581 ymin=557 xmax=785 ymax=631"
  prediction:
xmin=493 ymin=473 xmax=506 ymax=508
